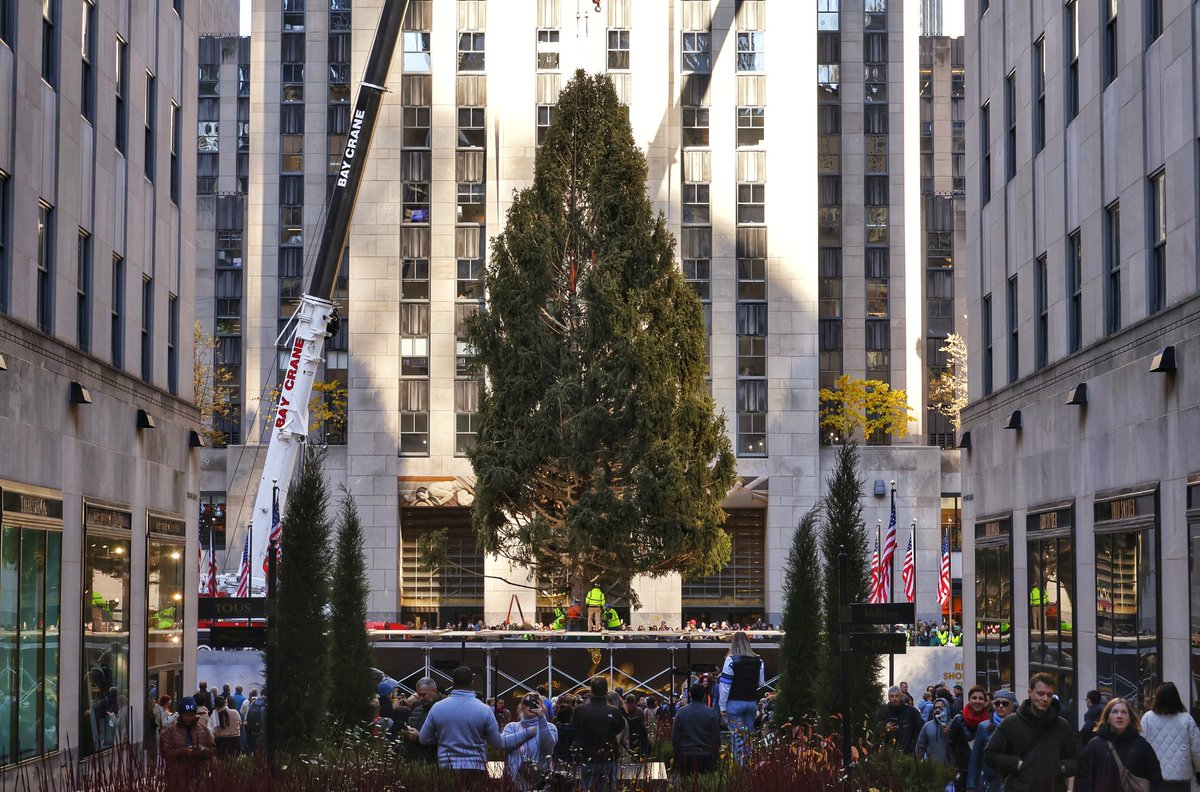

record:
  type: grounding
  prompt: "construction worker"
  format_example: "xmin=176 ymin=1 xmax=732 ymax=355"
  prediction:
xmin=585 ymin=585 xmax=605 ymax=632
xmin=1030 ymin=584 xmax=1046 ymax=631
xmin=551 ymin=605 xmax=566 ymax=631
xmin=603 ymin=607 xmax=621 ymax=630
xmin=566 ymin=599 xmax=582 ymax=631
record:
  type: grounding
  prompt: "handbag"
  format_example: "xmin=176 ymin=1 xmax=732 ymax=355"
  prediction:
xmin=1106 ymin=740 xmax=1150 ymax=792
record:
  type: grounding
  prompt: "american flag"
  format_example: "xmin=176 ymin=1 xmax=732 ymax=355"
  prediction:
xmin=868 ymin=537 xmax=882 ymax=604
xmin=878 ymin=490 xmax=898 ymax=601
xmin=207 ymin=529 xmax=218 ymax=596
xmin=198 ymin=546 xmax=208 ymax=594
xmin=937 ymin=533 xmax=951 ymax=608
xmin=901 ymin=527 xmax=915 ymax=603
xmin=264 ymin=485 xmax=282 ymax=575
xmin=236 ymin=532 xmax=251 ymax=597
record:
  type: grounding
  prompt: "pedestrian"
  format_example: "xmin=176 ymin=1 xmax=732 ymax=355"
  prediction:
xmin=418 ymin=666 xmax=535 ymax=784
xmin=585 ymin=585 xmax=606 ymax=632
xmin=501 ymin=692 xmax=558 ymax=791
xmin=1139 ymin=682 xmax=1200 ymax=792
xmin=159 ymin=697 xmax=215 ymax=778
xmin=877 ymin=685 xmax=924 ymax=754
xmin=916 ymin=697 xmax=952 ymax=764
xmin=984 ymin=672 xmax=1079 ymax=791
xmin=622 ymin=694 xmax=651 ymax=757
xmin=153 ymin=694 xmax=176 ymax=751
xmin=716 ymin=630 xmax=765 ymax=766
xmin=1075 ymin=697 xmax=1162 ymax=791
xmin=243 ymin=689 xmax=267 ymax=753
xmin=573 ymin=677 xmax=624 ymax=792
xmin=401 ymin=677 xmax=440 ymax=764
xmin=945 ymin=685 xmax=995 ymax=792
xmin=493 ymin=697 xmax=512 ymax=728
xmin=195 ymin=681 xmax=215 ymax=711
xmin=672 ymin=682 xmax=721 ymax=776
xmin=951 ymin=684 xmax=964 ymax=718
xmin=208 ymin=695 xmax=241 ymax=756
xmin=230 ymin=685 xmax=246 ymax=713
xmin=1080 ymin=689 xmax=1104 ymax=745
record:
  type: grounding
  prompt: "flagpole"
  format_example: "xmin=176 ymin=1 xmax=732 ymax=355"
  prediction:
xmin=910 ymin=520 xmax=918 ymax=637
xmin=948 ymin=521 xmax=955 ymax=637
xmin=889 ymin=482 xmax=897 ymax=603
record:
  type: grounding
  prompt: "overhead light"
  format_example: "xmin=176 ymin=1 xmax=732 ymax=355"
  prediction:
xmin=188 ymin=430 xmax=206 ymax=448
xmin=70 ymin=381 xmax=93 ymax=404
xmin=873 ymin=479 xmax=886 ymax=496
xmin=170 ymin=551 xmax=181 ymax=560
xmin=957 ymin=432 xmax=972 ymax=449
xmin=172 ymin=592 xmax=183 ymax=601
xmin=114 ymin=546 xmax=125 ymax=555
xmin=1149 ymin=345 xmax=1176 ymax=373
xmin=137 ymin=409 xmax=156 ymax=429
xmin=0 ymin=353 xmax=7 ymax=370
xmin=1066 ymin=383 xmax=1088 ymax=406
xmin=1003 ymin=410 xmax=1022 ymax=430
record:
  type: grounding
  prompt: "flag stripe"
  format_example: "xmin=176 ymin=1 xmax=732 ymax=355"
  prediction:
xmin=937 ymin=533 xmax=951 ymax=607
xmin=901 ymin=529 xmax=915 ymax=603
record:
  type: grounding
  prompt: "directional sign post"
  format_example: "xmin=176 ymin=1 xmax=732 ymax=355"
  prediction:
xmin=840 ymin=632 xmax=908 ymax=654
xmin=198 ymin=597 xmax=268 ymax=620
xmin=840 ymin=602 xmax=915 ymax=626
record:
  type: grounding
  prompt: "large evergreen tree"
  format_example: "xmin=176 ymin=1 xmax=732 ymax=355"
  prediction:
xmin=327 ymin=488 xmax=376 ymax=729
xmin=818 ymin=441 xmax=882 ymax=736
xmin=273 ymin=445 xmax=332 ymax=753
xmin=466 ymin=71 xmax=737 ymax=601
xmin=773 ymin=507 xmax=825 ymax=729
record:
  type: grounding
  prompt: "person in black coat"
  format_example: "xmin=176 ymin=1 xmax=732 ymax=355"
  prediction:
xmin=1079 ymin=690 xmax=1104 ymax=745
xmin=877 ymin=685 xmax=925 ymax=754
xmin=1075 ymin=697 xmax=1163 ymax=792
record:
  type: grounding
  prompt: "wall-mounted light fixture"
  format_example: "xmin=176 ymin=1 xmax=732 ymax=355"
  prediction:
xmin=0 ymin=353 xmax=7 ymax=371
xmin=1149 ymin=345 xmax=1176 ymax=373
xmin=1065 ymin=383 xmax=1088 ymax=406
xmin=136 ymin=409 xmax=156 ymax=429
xmin=957 ymin=432 xmax=972 ymax=449
xmin=874 ymin=479 xmax=887 ymax=497
xmin=69 ymin=382 xmax=93 ymax=404
xmin=1003 ymin=410 xmax=1022 ymax=430
xmin=188 ymin=430 xmax=206 ymax=448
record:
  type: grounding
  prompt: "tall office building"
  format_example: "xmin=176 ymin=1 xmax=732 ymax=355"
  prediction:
xmin=962 ymin=0 xmax=1200 ymax=719
xmin=211 ymin=0 xmax=961 ymax=630
xmin=0 ymin=0 xmax=225 ymax=771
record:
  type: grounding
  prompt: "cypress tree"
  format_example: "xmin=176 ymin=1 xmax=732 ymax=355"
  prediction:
xmin=273 ymin=445 xmax=332 ymax=753
xmin=818 ymin=441 xmax=882 ymax=736
xmin=466 ymin=71 xmax=736 ymax=601
xmin=774 ymin=507 xmax=825 ymax=729
xmin=327 ymin=488 xmax=376 ymax=729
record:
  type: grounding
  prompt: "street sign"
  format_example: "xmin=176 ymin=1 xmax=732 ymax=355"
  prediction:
xmin=840 ymin=602 xmax=915 ymax=625
xmin=840 ymin=632 xmax=908 ymax=654
xmin=198 ymin=597 xmax=267 ymax=620
xmin=208 ymin=626 xmax=268 ymax=649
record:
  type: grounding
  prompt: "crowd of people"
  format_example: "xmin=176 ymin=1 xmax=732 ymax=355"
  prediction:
xmin=881 ymin=672 xmax=1200 ymax=791
xmin=151 ymin=680 xmax=268 ymax=772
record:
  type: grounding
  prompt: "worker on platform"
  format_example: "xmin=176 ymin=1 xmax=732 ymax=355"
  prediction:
xmin=586 ymin=585 xmax=606 ymax=632
xmin=603 ymin=607 xmax=622 ymax=631
xmin=551 ymin=605 xmax=567 ymax=630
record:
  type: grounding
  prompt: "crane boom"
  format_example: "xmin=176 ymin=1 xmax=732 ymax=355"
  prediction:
xmin=248 ymin=0 xmax=411 ymax=582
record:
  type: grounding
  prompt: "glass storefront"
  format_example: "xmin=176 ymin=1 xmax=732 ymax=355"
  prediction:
xmin=81 ymin=503 xmax=132 ymax=757
xmin=0 ymin=485 xmax=63 ymax=767
xmin=146 ymin=512 xmax=185 ymax=747
xmin=1094 ymin=489 xmax=1160 ymax=714
xmin=1027 ymin=504 xmax=1076 ymax=721
xmin=975 ymin=515 xmax=1013 ymax=693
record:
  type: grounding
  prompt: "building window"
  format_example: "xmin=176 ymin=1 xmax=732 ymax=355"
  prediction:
xmin=866 ymin=278 xmax=888 ymax=318
xmin=607 ymin=29 xmax=629 ymax=70
xmin=736 ymin=183 xmax=764 ymax=224
xmin=536 ymin=105 xmax=554 ymax=146
xmin=1028 ymin=506 xmax=1077 ymax=724
xmin=457 ymin=258 xmax=483 ymax=300
xmin=980 ymin=102 xmax=991 ymax=202
xmin=198 ymin=121 xmax=218 ymax=153
xmin=280 ymin=206 xmax=302 ymax=246
xmin=1148 ymin=169 xmax=1166 ymax=315
xmin=81 ymin=515 xmax=131 ymax=757
xmin=1005 ymin=71 xmax=1016 ymax=181
xmin=457 ymin=107 xmax=485 ymax=148
xmin=681 ymin=510 xmax=767 ymax=614
xmin=42 ymin=0 xmax=57 ymax=87
xmin=1094 ymin=491 xmax=1160 ymax=713
xmin=111 ymin=255 xmax=124 ymax=368
xmin=0 ymin=0 xmax=11 ymax=45
xmin=1034 ymin=254 xmax=1047 ymax=370
xmin=682 ymin=183 xmax=710 ymax=225
xmin=1146 ymin=0 xmax=1162 ymax=47
xmin=400 ymin=259 xmax=429 ymax=300
xmin=817 ymin=0 xmax=839 ymax=30
xmin=736 ymin=31 xmax=764 ymax=72
xmin=281 ymin=0 xmax=303 ymax=31
xmin=975 ymin=518 xmax=1014 ymax=693
xmin=682 ymin=31 xmax=711 ymax=72
xmin=37 ymin=202 xmax=54 ymax=334
xmin=454 ymin=380 xmax=478 ymax=455
xmin=1104 ymin=201 xmax=1120 ymax=335
xmin=400 ymin=302 xmax=429 ymax=378
xmin=1104 ymin=0 xmax=1118 ymax=87
xmin=1067 ymin=230 xmax=1082 ymax=353
xmin=144 ymin=72 xmax=156 ymax=182
xmin=455 ymin=303 xmax=478 ymax=378
xmin=1033 ymin=36 xmax=1045 ymax=153
xmin=146 ymin=536 xmax=184 ymax=678
xmin=402 ymin=107 xmax=430 ymax=148
xmin=198 ymin=65 xmax=219 ymax=97
xmin=115 ymin=38 xmax=128 ymax=153
xmin=403 ymin=32 xmax=431 ymax=72
xmin=1007 ymin=275 xmax=1018 ymax=384
xmin=403 ymin=183 xmax=430 ymax=224
xmin=167 ymin=293 xmax=178 ymax=395
xmin=982 ymin=293 xmax=993 ymax=395
xmin=1065 ymin=0 xmax=1079 ymax=121
xmin=169 ymin=103 xmax=180 ymax=204
xmin=81 ymin=0 xmax=95 ymax=121
xmin=736 ymin=380 xmax=766 ymax=456
xmin=457 ymin=183 xmax=485 ymax=224
xmin=140 ymin=276 xmax=153 ymax=383
xmin=683 ymin=258 xmax=710 ymax=301
xmin=457 ymin=32 xmax=485 ymax=72
xmin=399 ymin=380 xmax=429 ymax=456
xmin=0 ymin=174 xmax=7 ymax=314
xmin=737 ymin=107 xmax=765 ymax=148
xmin=0 ymin=519 xmax=63 ymax=767
xmin=76 ymin=230 xmax=91 ymax=353
xmin=281 ymin=134 xmax=303 ymax=173
xmin=282 ymin=63 xmax=303 ymax=102
xmin=738 ymin=257 xmax=766 ymax=301
xmin=683 ymin=106 xmax=709 ymax=148
xmin=536 ymin=29 xmax=559 ymax=70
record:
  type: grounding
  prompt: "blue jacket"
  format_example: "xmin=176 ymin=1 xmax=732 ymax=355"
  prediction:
xmin=419 ymin=690 xmax=534 ymax=770
xmin=501 ymin=715 xmax=558 ymax=790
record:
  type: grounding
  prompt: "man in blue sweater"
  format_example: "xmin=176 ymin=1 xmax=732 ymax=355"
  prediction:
xmin=419 ymin=665 xmax=536 ymax=783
